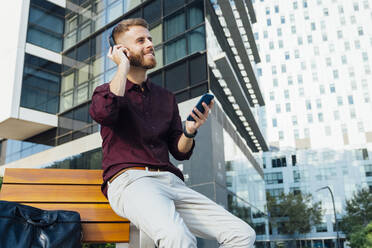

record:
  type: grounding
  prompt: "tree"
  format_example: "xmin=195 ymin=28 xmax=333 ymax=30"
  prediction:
xmin=0 ymin=176 xmax=2 ymax=190
xmin=340 ymin=188 xmax=372 ymax=246
xmin=348 ymin=222 xmax=372 ymax=248
xmin=266 ymin=192 xmax=322 ymax=235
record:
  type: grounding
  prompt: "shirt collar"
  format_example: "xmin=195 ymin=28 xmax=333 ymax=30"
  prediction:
xmin=126 ymin=78 xmax=152 ymax=92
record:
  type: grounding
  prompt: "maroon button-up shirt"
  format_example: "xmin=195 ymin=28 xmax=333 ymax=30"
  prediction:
xmin=89 ymin=78 xmax=195 ymax=198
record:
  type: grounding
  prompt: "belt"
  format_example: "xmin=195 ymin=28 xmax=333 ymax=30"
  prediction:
xmin=109 ymin=166 xmax=167 ymax=183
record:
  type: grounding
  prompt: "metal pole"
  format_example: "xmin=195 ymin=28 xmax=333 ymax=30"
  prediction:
xmin=316 ymin=186 xmax=340 ymax=248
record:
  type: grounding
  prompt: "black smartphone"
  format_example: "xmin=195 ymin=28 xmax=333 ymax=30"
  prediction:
xmin=187 ymin=93 xmax=214 ymax=122
xmin=109 ymin=35 xmax=129 ymax=58
xmin=109 ymin=36 xmax=115 ymax=48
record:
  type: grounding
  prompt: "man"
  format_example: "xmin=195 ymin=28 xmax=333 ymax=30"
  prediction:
xmin=89 ymin=18 xmax=255 ymax=247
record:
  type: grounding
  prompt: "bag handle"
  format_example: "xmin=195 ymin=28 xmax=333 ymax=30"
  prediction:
xmin=15 ymin=206 xmax=58 ymax=227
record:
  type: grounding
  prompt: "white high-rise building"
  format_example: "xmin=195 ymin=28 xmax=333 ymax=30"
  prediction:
xmin=252 ymin=0 xmax=372 ymax=247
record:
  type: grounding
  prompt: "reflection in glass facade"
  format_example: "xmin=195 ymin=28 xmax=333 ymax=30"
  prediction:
xmin=43 ymin=148 xmax=102 ymax=170
xmin=223 ymin=130 xmax=269 ymax=244
xmin=5 ymin=1 xmax=269 ymax=247
xmin=21 ymin=54 xmax=61 ymax=114
xmin=27 ymin=0 xmax=64 ymax=52
xmin=61 ymin=0 xmax=206 ymax=112
xmin=4 ymin=139 xmax=51 ymax=164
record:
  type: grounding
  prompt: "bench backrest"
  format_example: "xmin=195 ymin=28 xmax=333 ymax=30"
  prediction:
xmin=0 ymin=168 xmax=130 ymax=243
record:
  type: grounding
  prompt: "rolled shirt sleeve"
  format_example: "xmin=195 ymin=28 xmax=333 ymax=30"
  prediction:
xmin=89 ymin=83 xmax=128 ymax=126
xmin=167 ymin=95 xmax=195 ymax=160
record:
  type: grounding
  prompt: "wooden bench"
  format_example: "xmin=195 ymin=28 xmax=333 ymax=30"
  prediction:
xmin=0 ymin=168 xmax=154 ymax=247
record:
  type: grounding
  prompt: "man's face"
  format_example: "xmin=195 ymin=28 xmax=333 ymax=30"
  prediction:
xmin=116 ymin=25 xmax=156 ymax=69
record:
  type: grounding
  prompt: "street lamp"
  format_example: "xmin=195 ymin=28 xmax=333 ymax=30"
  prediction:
xmin=316 ymin=186 xmax=340 ymax=248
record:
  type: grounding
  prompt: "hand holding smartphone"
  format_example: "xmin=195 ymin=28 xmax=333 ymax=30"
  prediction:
xmin=187 ymin=93 xmax=214 ymax=122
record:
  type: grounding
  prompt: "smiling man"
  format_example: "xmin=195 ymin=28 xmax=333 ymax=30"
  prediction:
xmin=89 ymin=18 xmax=255 ymax=248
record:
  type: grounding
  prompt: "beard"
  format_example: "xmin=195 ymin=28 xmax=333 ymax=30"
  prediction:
xmin=129 ymin=49 xmax=157 ymax=69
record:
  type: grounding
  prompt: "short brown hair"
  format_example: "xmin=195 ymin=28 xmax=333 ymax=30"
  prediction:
xmin=112 ymin=18 xmax=149 ymax=42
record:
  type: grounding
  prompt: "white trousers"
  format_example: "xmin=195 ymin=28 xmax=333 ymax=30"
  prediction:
xmin=107 ymin=169 xmax=256 ymax=248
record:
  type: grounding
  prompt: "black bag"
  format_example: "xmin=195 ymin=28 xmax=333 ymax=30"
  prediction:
xmin=0 ymin=200 xmax=82 ymax=248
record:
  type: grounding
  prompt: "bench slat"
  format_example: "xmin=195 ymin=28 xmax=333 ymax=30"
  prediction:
xmin=3 ymin=168 xmax=103 ymax=185
xmin=0 ymin=184 xmax=107 ymax=203
xmin=20 ymin=203 xmax=128 ymax=222
xmin=82 ymin=223 xmax=130 ymax=243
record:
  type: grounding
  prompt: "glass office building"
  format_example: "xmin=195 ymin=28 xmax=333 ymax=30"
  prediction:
xmin=252 ymin=0 xmax=372 ymax=247
xmin=0 ymin=0 xmax=271 ymax=247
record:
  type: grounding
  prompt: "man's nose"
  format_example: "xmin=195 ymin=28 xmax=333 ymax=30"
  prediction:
xmin=145 ymin=38 xmax=154 ymax=49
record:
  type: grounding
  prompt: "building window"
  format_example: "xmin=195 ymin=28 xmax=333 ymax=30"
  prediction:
xmin=272 ymin=118 xmax=277 ymax=127
xmin=264 ymin=172 xmax=283 ymax=184
xmin=281 ymin=16 xmax=285 ymax=24
xmin=316 ymin=99 xmax=322 ymax=109
xmin=292 ymin=116 xmax=298 ymax=126
xmin=291 ymin=25 xmax=296 ymax=34
xmin=323 ymin=8 xmax=329 ymax=16
xmin=266 ymin=54 xmax=270 ymax=62
xmin=286 ymin=103 xmax=291 ymax=112
xmin=311 ymin=22 xmax=316 ymax=30
xmin=293 ymin=1 xmax=298 ymax=9
xmin=341 ymin=55 xmax=347 ymax=64
xmin=266 ymin=188 xmax=284 ymax=197
xmin=333 ymin=70 xmax=339 ymax=79
xmin=275 ymin=5 xmax=279 ymax=13
xmin=316 ymin=223 xmax=328 ymax=232
xmin=267 ymin=18 xmax=271 ymax=26
xmin=299 ymin=87 xmax=304 ymax=96
xmin=272 ymin=157 xmax=287 ymax=168
xmin=334 ymin=110 xmax=340 ymax=120
xmin=364 ymin=164 xmax=372 ymax=177
xmin=348 ymin=95 xmax=354 ymax=104
xmin=318 ymin=113 xmax=324 ymax=122
xmin=272 ymin=66 xmax=277 ymax=75
xmin=350 ymin=108 xmax=356 ymax=119
xmin=337 ymin=96 xmax=343 ymax=106
xmin=326 ymin=57 xmax=332 ymax=66
xmin=306 ymin=100 xmax=312 ymax=110
xmin=307 ymin=114 xmax=313 ymax=123
xmin=292 ymin=155 xmax=297 ymax=166
xmin=27 ymin=0 xmax=64 ymax=52
xmin=288 ymin=76 xmax=293 ymax=85
xmin=345 ymin=41 xmax=351 ymax=50
xmin=358 ymin=27 xmax=364 ymax=36
xmin=298 ymin=74 xmax=303 ymax=84
xmin=307 ymin=35 xmax=312 ymax=44
xmin=330 ymin=84 xmax=336 ymax=93
xmin=281 ymin=64 xmax=286 ymax=73
xmin=298 ymin=36 xmax=303 ymax=45
xmin=279 ymin=131 xmax=284 ymax=140
xmin=21 ymin=54 xmax=61 ymax=114
xmin=265 ymin=7 xmax=270 ymax=15
xmin=320 ymin=85 xmax=325 ymax=94
xmin=284 ymin=90 xmax=289 ymax=99
xmin=363 ymin=52 xmax=369 ymax=62
xmin=295 ymin=49 xmax=300 ymax=58
xmin=273 ymin=78 xmax=278 ymax=87
xmin=293 ymin=170 xmax=301 ymax=182
xmin=358 ymin=122 xmax=364 ymax=132
xmin=278 ymin=40 xmax=283 ymax=48
xmin=276 ymin=104 xmax=281 ymax=113
xmin=294 ymin=129 xmax=299 ymax=139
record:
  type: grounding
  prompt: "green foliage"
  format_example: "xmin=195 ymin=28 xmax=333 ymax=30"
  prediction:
xmin=348 ymin=222 xmax=372 ymax=248
xmin=0 ymin=177 xmax=2 ymax=190
xmin=266 ymin=192 xmax=322 ymax=235
xmin=340 ymin=188 xmax=372 ymax=246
